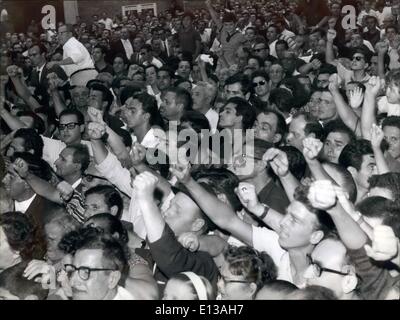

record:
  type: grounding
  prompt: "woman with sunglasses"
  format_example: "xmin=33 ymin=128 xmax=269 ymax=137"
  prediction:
xmin=217 ymin=245 xmax=277 ymax=300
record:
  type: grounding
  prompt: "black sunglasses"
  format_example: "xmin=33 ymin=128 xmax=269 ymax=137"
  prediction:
xmin=253 ymin=80 xmax=266 ymax=87
xmin=352 ymin=56 xmax=364 ymax=61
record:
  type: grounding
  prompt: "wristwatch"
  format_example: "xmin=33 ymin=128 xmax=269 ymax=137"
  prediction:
xmin=258 ymin=203 xmax=270 ymax=220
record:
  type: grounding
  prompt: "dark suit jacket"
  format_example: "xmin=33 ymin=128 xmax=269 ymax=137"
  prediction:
xmin=111 ymin=39 xmax=134 ymax=60
xmin=29 ymin=63 xmax=68 ymax=90
xmin=29 ymin=63 xmax=68 ymax=104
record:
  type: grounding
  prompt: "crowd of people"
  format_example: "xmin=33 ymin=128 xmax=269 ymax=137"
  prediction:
xmin=0 ymin=0 xmax=399 ymax=300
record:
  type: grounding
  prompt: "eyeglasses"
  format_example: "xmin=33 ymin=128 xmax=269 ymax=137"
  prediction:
xmin=218 ymin=274 xmax=252 ymax=285
xmin=82 ymin=173 xmax=109 ymax=183
xmin=352 ymin=55 xmax=364 ymax=61
xmin=306 ymin=254 xmax=350 ymax=278
xmin=59 ymin=122 xmax=80 ymax=131
xmin=254 ymin=47 xmax=266 ymax=52
xmin=253 ymin=80 xmax=266 ymax=87
xmin=64 ymin=264 xmax=117 ymax=281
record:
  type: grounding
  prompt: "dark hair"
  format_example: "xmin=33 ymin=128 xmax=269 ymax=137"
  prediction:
xmin=35 ymin=106 xmax=57 ymax=128
xmin=12 ymin=128 xmax=44 ymax=158
xmin=258 ymin=109 xmax=288 ymax=145
xmin=225 ymin=73 xmax=252 ymax=96
xmin=356 ymin=196 xmax=398 ymax=219
xmin=131 ymin=92 xmax=164 ymax=127
xmin=113 ymin=127 xmax=133 ymax=148
xmin=269 ymin=88 xmax=294 ymax=114
xmin=120 ymin=86 xmax=143 ymax=105
xmin=292 ymin=111 xmax=326 ymax=141
xmin=293 ymin=185 xmax=336 ymax=236
xmin=338 ymin=139 xmax=374 ymax=171
xmin=368 ymin=173 xmax=400 ymax=201
xmin=382 ymin=116 xmax=400 ymax=131
xmin=192 ymin=167 xmax=242 ymax=212
xmin=93 ymin=45 xmax=107 ymax=55
xmin=61 ymin=227 xmax=128 ymax=273
xmin=113 ymin=53 xmax=129 ymax=66
xmin=351 ymin=47 xmax=372 ymax=65
xmin=275 ymin=39 xmax=289 ymax=50
xmin=278 ymin=146 xmax=306 ymax=181
xmin=0 ymin=212 xmax=45 ymax=261
xmin=180 ymin=110 xmax=210 ymax=133
xmin=324 ymin=119 xmax=357 ymax=145
xmin=225 ymin=97 xmax=256 ymax=129
xmin=59 ymin=109 xmax=85 ymax=125
xmin=0 ymin=261 xmax=48 ymax=299
xmin=322 ymin=162 xmax=358 ymax=203
xmin=157 ymin=66 xmax=174 ymax=79
xmin=85 ymin=213 xmax=128 ymax=243
xmin=247 ymin=55 xmax=264 ymax=68
xmin=166 ymin=87 xmax=193 ymax=111
xmin=251 ymin=70 xmax=270 ymax=84
xmin=386 ymin=70 xmax=400 ymax=90
xmin=85 ymin=186 xmax=123 ymax=219
xmin=67 ymin=144 xmax=90 ymax=173
xmin=223 ymin=245 xmax=277 ymax=291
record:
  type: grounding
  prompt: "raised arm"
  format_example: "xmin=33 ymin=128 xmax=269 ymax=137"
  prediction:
xmin=376 ymin=42 xmax=389 ymax=79
xmin=370 ymin=124 xmax=390 ymax=174
xmin=361 ymin=77 xmax=381 ymax=140
xmin=170 ymin=161 xmax=253 ymax=246
xmin=302 ymin=137 xmax=336 ymax=182
xmin=326 ymin=29 xmax=338 ymax=66
xmin=235 ymin=182 xmax=284 ymax=233
xmin=308 ymin=181 xmax=369 ymax=250
xmin=205 ymin=0 xmax=222 ymax=30
xmin=7 ymin=66 xmax=41 ymax=111
xmin=132 ymin=172 xmax=165 ymax=243
xmin=328 ymin=76 xmax=362 ymax=136
xmin=13 ymin=157 xmax=62 ymax=204
xmin=263 ymin=148 xmax=300 ymax=202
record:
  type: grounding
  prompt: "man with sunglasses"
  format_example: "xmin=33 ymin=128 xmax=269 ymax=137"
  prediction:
xmin=326 ymin=29 xmax=371 ymax=86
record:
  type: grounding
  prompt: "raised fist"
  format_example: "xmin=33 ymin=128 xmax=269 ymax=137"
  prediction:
xmin=307 ymin=180 xmax=337 ymax=210
xmin=178 ymin=232 xmax=200 ymax=252
xmin=327 ymin=29 xmax=337 ymax=43
xmin=87 ymin=121 xmax=106 ymax=140
xmin=302 ymin=137 xmax=323 ymax=161
xmin=133 ymin=171 xmax=158 ymax=197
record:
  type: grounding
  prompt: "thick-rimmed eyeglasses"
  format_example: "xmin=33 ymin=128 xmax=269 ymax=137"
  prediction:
xmin=64 ymin=264 xmax=117 ymax=281
xmin=306 ymin=254 xmax=350 ymax=277
xmin=82 ymin=173 xmax=109 ymax=183
xmin=59 ymin=122 xmax=79 ymax=131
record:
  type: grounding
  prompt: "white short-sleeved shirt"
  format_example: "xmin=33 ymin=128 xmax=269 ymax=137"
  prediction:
xmin=252 ymin=225 xmax=306 ymax=288
xmin=62 ymin=37 xmax=95 ymax=77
